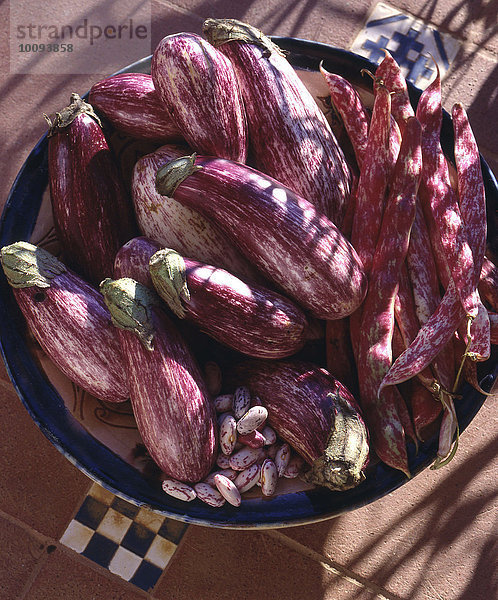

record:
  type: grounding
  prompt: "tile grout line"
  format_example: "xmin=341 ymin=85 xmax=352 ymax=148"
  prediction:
xmin=264 ymin=530 xmax=405 ymax=600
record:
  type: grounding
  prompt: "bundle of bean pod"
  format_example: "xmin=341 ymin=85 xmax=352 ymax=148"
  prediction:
xmin=1 ymin=17 xmax=496 ymax=509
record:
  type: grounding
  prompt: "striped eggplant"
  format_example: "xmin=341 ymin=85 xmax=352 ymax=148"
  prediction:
xmin=151 ymin=32 xmax=247 ymax=162
xmin=155 ymin=154 xmax=367 ymax=320
xmin=46 ymin=93 xmax=137 ymax=285
xmin=114 ymin=236 xmax=161 ymax=287
xmin=114 ymin=236 xmax=308 ymax=358
xmin=0 ymin=242 xmax=128 ymax=403
xmin=100 ymin=277 xmax=217 ymax=483
xmin=88 ymin=73 xmax=182 ymax=142
xmin=132 ymin=145 xmax=261 ymax=281
xmin=228 ymin=359 xmax=370 ymax=491
xmin=203 ymin=18 xmax=351 ymax=226
xmin=149 ymin=247 xmax=309 ymax=358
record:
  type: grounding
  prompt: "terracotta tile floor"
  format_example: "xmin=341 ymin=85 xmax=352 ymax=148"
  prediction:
xmin=1 ymin=1 xmax=497 ymax=599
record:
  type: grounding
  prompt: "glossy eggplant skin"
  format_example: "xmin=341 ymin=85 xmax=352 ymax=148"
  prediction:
xmin=1 ymin=243 xmax=129 ymax=403
xmin=47 ymin=95 xmax=138 ymax=285
xmin=151 ymin=33 xmax=248 ymax=162
xmin=89 ymin=73 xmax=183 ymax=142
xmin=155 ymin=155 xmax=367 ymax=321
xmin=228 ymin=359 xmax=370 ymax=491
xmin=132 ymin=146 xmax=261 ymax=282
xmin=114 ymin=236 xmax=161 ymax=286
xmin=203 ymin=18 xmax=351 ymax=226
xmin=100 ymin=278 xmax=217 ymax=483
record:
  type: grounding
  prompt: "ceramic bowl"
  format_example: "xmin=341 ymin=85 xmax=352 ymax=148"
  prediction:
xmin=1 ymin=38 xmax=497 ymax=528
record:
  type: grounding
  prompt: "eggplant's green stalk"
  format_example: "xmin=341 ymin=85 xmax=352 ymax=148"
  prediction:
xmin=155 ymin=154 xmax=202 ymax=198
xmin=0 ymin=241 xmax=66 ymax=288
xmin=149 ymin=249 xmax=190 ymax=319
xmin=301 ymin=390 xmax=369 ymax=491
xmin=100 ymin=277 xmax=158 ymax=351
xmin=44 ymin=93 xmax=101 ymax=137
xmin=202 ymin=18 xmax=285 ymax=58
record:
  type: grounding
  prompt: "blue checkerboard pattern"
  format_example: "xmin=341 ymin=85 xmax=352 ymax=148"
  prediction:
xmin=351 ymin=2 xmax=461 ymax=88
xmin=60 ymin=483 xmax=188 ymax=592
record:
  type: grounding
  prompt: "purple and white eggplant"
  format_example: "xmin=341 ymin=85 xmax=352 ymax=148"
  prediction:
xmin=203 ymin=18 xmax=351 ymax=226
xmin=151 ymin=32 xmax=247 ymax=162
xmin=228 ymin=359 xmax=370 ymax=491
xmin=46 ymin=93 xmax=137 ymax=285
xmin=100 ymin=276 xmax=217 ymax=483
xmin=155 ymin=154 xmax=367 ymax=320
xmin=89 ymin=73 xmax=182 ymax=142
xmin=132 ymin=146 xmax=260 ymax=281
xmin=1 ymin=242 xmax=128 ymax=403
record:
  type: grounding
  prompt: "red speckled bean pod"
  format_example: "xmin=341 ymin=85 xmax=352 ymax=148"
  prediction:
xmin=410 ymin=379 xmax=442 ymax=441
xmin=488 ymin=311 xmax=498 ymax=344
xmin=394 ymin=264 xmax=436 ymax=392
xmin=320 ymin=67 xmax=369 ymax=169
xmin=452 ymin=102 xmax=487 ymax=283
xmin=452 ymin=102 xmax=490 ymax=361
xmin=356 ymin=116 xmax=421 ymax=474
xmin=479 ymin=257 xmax=498 ymax=311
xmin=416 ymin=66 xmax=478 ymax=320
xmin=325 ymin=318 xmax=357 ymax=395
xmin=380 ymin=282 xmax=465 ymax=392
xmin=375 ymin=50 xmax=414 ymax=134
xmin=350 ymin=83 xmax=392 ymax=278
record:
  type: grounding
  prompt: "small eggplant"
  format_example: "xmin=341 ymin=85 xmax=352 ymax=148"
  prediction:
xmin=228 ymin=359 xmax=370 ymax=491
xmin=1 ymin=242 xmax=128 ymax=403
xmin=46 ymin=93 xmax=137 ymax=285
xmin=100 ymin=277 xmax=217 ymax=483
xmin=89 ymin=73 xmax=183 ymax=142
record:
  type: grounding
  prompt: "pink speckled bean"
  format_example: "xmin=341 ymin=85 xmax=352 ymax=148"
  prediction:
xmin=213 ymin=474 xmax=242 ymax=507
xmin=204 ymin=468 xmax=237 ymax=486
xmin=162 ymin=478 xmax=197 ymax=502
xmin=234 ymin=463 xmax=261 ymax=493
xmin=219 ymin=413 xmax=237 ymax=455
xmin=214 ymin=393 xmax=233 ymax=413
xmin=233 ymin=386 xmax=251 ymax=419
xmin=237 ymin=429 xmax=266 ymax=449
xmin=229 ymin=446 xmax=261 ymax=471
xmin=216 ymin=453 xmax=232 ymax=469
xmin=260 ymin=425 xmax=277 ymax=446
xmin=236 ymin=406 xmax=268 ymax=435
xmin=274 ymin=443 xmax=291 ymax=477
xmin=283 ymin=455 xmax=306 ymax=479
xmin=194 ymin=482 xmax=226 ymax=507
xmin=260 ymin=459 xmax=278 ymax=496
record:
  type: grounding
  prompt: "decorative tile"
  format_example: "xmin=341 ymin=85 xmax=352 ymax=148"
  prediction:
xmin=59 ymin=482 xmax=188 ymax=592
xmin=351 ymin=2 xmax=461 ymax=88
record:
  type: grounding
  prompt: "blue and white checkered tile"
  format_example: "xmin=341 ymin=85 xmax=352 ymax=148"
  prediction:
xmin=351 ymin=2 xmax=461 ymax=89
xmin=60 ymin=483 xmax=188 ymax=592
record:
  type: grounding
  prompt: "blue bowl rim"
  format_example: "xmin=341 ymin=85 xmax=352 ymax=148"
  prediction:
xmin=0 ymin=38 xmax=496 ymax=529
